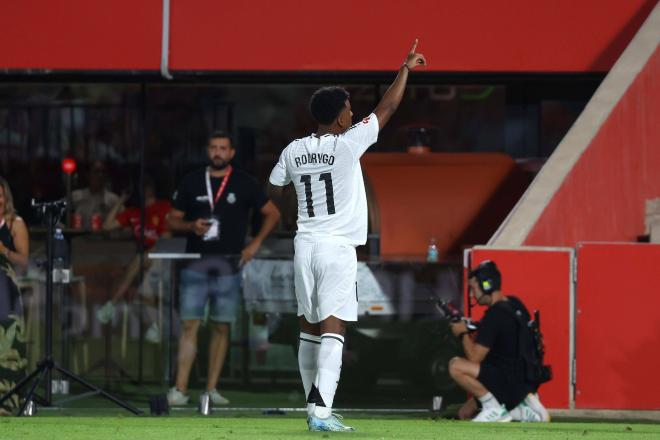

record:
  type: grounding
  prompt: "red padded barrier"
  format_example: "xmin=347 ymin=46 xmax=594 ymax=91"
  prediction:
xmin=0 ymin=0 xmax=655 ymax=72
xmin=170 ymin=0 xmax=655 ymax=72
xmin=467 ymin=247 xmax=573 ymax=409
xmin=0 ymin=0 xmax=161 ymax=70
xmin=575 ymin=243 xmax=660 ymax=410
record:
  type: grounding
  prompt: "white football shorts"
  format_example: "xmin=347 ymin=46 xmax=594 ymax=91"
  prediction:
xmin=294 ymin=238 xmax=358 ymax=323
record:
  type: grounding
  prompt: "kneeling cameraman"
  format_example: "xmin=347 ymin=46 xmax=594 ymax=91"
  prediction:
xmin=448 ymin=260 xmax=549 ymax=422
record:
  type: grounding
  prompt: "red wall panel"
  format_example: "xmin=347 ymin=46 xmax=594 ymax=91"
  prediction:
xmin=525 ymin=45 xmax=660 ymax=246
xmin=468 ymin=247 xmax=573 ymax=409
xmin=0 ymin=1 xmax=655 ymax=72
xmin=0 ymin=0 xmax=161 ymax=70
xmin=170 ymin=0 xmax=654 ymax=72
xmin=575 ymin=243 xmax=660 ymax=410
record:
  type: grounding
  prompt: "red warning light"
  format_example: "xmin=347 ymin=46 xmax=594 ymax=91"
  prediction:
xmin=61 ymin=157 xmax=77 ymax=175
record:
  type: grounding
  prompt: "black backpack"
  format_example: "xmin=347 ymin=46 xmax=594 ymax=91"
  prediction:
xmin=501 ymin=297 xmax=552 ymax=385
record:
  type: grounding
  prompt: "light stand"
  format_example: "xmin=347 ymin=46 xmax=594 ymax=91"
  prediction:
xmin=0 ymin=199 xmax=141 ymax=416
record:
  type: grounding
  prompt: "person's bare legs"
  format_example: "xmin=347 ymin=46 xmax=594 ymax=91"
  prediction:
xmin=175 ymin=319 xmax=201 ymax=393
xmin=300 ymin=316 xmax=320 ymax=336
xmin=458 ymin=397 xmax=479 ymax=420
xmin=449 ymin=357 xmax=509 ymax=420
xmin=320 ymin=315 xmax=346 ymax=336
xmin=448 ymin=357 xmax=488 ymax=398
xmin=206 ymin=321 xmax=230 ymax=391
xmin=299 ymin=313 xmax=346 ymax=337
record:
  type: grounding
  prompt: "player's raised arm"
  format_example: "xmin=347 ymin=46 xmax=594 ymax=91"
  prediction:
xmin=373 ymin=39 xmax=427 ymax=130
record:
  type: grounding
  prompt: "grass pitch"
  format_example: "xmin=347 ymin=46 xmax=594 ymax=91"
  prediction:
xmin=2 ymin=416 xmax=659 ymax=440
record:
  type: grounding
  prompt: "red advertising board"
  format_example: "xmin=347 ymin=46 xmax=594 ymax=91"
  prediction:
xmin=0 ymin=0 xmax=655 ymax=72
xmin=575 ymin=243 xmax=660 ymax=410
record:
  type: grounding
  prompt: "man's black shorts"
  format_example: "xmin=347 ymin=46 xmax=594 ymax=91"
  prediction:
xmin=477 ymin=362 xmax=531 ymax=410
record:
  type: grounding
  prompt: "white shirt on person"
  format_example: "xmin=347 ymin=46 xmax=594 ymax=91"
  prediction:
xmin=269 ymin=113 xmax=379 ymax=246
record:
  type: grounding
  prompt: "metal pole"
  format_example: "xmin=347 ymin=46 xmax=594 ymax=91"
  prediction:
xmin=137 ymin=83 xmax=147 ymax=383
xmin=44 ymin=209 xmax=55 ymax=404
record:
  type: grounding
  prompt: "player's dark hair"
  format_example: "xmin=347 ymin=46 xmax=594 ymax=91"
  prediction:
xmin=208 ymin=130 xmax=234 ymax=147
xmin=309 ymin=86 xmax=350 ymax=125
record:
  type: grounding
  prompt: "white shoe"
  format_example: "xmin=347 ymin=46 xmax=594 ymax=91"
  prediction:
xmin=515 ymin=393 xmax=550 ymax=422
xmin=145 ymin=323 xmax=160 ymax=344
xmin=96 ymin=301 xmax=115 ymax=325
xmin=472 ymin=405 xmax=512 ymax=422
xmin=207 ymin=389 xmax=230 ymax=405
xmin=167 ymin=387 xmax=189 ymax=406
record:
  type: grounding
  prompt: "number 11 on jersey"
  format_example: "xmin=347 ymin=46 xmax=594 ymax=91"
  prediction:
xmin=300 ymin=172 xmax=335 ymax=217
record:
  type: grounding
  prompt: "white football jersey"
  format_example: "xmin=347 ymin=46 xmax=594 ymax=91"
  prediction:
xmin=269 ymin=113 xmax=379 ymax=246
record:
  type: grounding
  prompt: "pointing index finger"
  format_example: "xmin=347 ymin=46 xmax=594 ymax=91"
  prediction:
xmin=410 ymin=38 xmax=419 ymax=54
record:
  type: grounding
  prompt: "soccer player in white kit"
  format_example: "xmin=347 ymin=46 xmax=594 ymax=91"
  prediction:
xmin=268 ymin=40 xmax=426 ymax=432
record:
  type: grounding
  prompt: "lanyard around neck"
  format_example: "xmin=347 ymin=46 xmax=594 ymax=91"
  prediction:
xmin=205 ymin=166 xmax=233 ymax=212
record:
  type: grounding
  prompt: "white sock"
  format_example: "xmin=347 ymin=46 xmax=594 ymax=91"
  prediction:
xmin=313 ymin=333 xmax=344 ymax=419
xmin=298 ymin=332 xmax=321 ymax=416
xmin=478 ymin=392 xmax=501 ymax=410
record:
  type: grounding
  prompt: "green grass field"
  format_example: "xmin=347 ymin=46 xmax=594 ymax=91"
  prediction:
xmin=3 ymin=416 xmax=659 ymax=440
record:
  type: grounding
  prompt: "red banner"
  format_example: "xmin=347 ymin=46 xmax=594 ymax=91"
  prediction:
xmin=1 ymin=0 xmax=655 ymax=72
xmin=575 ymin=243 xmax=660 ymax=410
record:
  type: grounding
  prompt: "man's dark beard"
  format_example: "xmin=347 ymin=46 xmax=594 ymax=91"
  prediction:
xmin=209 ymin=159 xmax=229 ymax=170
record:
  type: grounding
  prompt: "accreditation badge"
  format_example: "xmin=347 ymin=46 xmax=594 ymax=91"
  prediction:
xmin=203 ymin=215 xmax=221 ymax=241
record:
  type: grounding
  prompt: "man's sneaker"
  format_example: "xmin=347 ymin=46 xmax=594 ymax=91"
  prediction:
xmin=167 ymin=387 xmax=189 ymax=406
xmin=308 ymin=413 xmax=355 ymax=432
xmin=96 ymin=301 xmax=115 ymax=325
xmin=509 ymin=401 xmax=541 ymax=422
xmin=145 ymin=323 xmax=161 ymax=344
xmin=472 ymin=405 xmax=512 ymax=422
xmin=207 ymin=389 xmax=230 ymax=405
xmin=521 ymin=393 xmax=550 ymax=422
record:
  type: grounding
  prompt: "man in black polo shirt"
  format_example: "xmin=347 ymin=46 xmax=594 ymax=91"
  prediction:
xmin=166 ymin=130 xmax=280 ymax=406
xmin=448 ymin=260 xmax=549 ymax=422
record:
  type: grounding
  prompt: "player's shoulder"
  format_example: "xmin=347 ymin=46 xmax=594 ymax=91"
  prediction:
xmin=277 ymin=137 xmax=311 ymax=163
xmin=341 ymin=114 xmax=377 ymax=137
xmin=282 ymin=136 xmax=309 ymax=153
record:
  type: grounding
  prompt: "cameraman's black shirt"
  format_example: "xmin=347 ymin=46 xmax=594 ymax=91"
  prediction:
xmin=475 ymin=296 xmax=530 ymax=367
xmin=172 ymin=167 xmax=268 ymax=255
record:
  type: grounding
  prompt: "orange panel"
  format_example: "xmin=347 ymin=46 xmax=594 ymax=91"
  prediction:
xmin=362 ymin=153 xmax=516 ymax=258
xmin=575 ymin=243 xmax=660 ymax=410
xmin=468 ymin=247 xmax=573 ymax=409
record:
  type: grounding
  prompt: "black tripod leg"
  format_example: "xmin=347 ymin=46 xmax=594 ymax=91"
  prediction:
xmin=54 ymin=365 xmax=142 ymax=415
xmin=0 ymin=362 xmax=46 ymax=407
xmin=17 ymin=365 xmax=48 ymax=416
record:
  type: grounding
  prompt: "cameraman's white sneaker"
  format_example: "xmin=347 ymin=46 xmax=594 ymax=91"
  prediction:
xmin=167 ymin=387 xmax=189 ymax=406
xmin=472 ymin=405 xmax=512 ymax=422
xmin=512 ymin=393 xmax=550 ymax=422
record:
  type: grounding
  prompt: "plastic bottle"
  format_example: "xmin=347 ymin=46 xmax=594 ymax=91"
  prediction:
xmin=427 ymin=237 xmax=439 ymax=262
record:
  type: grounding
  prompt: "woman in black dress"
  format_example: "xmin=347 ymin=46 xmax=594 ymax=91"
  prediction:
xmin=0 ymin=177 xmax=29 ymax=415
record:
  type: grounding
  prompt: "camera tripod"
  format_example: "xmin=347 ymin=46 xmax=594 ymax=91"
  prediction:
xmin=0 ymin=199 xmax=141 ymax=416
